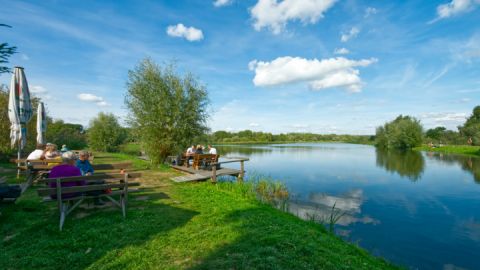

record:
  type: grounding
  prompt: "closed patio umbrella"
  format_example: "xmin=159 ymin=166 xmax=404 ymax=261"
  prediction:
xmin=36 ymin=102 xmax=46 ymax=145
xmin=8 ymin=67 xmax=33 ymax=161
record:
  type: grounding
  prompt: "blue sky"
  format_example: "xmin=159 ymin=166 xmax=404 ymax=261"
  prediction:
xmin=0 ymin=0 xmax=479 ymax=134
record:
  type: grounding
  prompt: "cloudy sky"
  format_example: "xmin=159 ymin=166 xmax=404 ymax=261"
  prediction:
xmin=1 ymin=0 xmax=479 ymax=134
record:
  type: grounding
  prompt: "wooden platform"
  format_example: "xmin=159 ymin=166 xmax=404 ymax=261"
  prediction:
xmin=171 ymin=165 xmax=241 ymax=182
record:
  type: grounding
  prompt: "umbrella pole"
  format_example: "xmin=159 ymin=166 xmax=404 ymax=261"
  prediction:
xmin=17 ymin=141 xmax=21 ymax=179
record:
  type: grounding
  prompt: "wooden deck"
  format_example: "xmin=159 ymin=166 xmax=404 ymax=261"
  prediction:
xmin=170 ymin=157 xmax=249 ymax=183
xmin=171 ymin=166 xmax=241 ymax=182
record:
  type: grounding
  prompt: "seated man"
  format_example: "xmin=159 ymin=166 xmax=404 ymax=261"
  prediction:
xmin=75 ymin=151 xmax=94 ymax=176
xmin=208 ymin=145 xmax=217 ymax=155
xmin=75 ymin=151 xmax=105 ymax=205
xmin=48 ymin=152 xmax=85 ymax=199
xmin=27 ymin=144 xmax=45 ymax=161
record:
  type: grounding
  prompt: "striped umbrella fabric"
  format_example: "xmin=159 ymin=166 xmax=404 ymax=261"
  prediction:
xmin=8 ymin=67 xmax=33 ymax=150
xmin=36 ymin=102 xmax=46 ymax=145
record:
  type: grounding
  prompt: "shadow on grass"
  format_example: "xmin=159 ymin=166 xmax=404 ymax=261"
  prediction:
xmin=187 ymin=206 xmax=397 ymax=270
xmin=0 ymin=189 xmax=197 ymax=270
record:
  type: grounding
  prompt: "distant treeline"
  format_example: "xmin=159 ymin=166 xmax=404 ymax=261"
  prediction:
xmin=206 ymin=130 xmax=375 ymax=145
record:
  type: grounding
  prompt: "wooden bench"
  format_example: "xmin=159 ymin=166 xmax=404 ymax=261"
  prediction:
xmin=192 ymin=154 xmax=219 ymax=170
xmin=37 ymin=172 xmax=141 ymax=231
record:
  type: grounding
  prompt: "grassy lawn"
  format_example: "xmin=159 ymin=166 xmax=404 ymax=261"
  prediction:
xmin=414 ymin=145 xmax=480 ymax=157
xmin=1 ymin=154 xmax=399 ymax=270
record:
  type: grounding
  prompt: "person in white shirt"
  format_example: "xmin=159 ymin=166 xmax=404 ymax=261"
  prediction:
xmin=186 ymin=145 xmax=195 ymax=155
xmin=27 ymin=144 xmax=45 ymax=160
xmin=208 ymin=145 xmax=217 ymax=155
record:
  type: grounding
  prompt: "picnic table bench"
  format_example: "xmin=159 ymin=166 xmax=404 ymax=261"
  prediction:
xmin=192 ymin=154 xmax=219 ymax=170
xmin=37 ymin=172 xmax=142 ymax=231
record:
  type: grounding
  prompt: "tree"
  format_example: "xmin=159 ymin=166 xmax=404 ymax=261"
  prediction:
xmin=87 ymin=112 xmax=126 ymax=152
xmin=1 ymin=24 xmax=17 ymax=74
xmin=46 ymin=119 xmax=87 ymax=150
xmin=375 ymin=115 xmax=423 ymax=150
xmin=125 ymin=59 xmax=209 ymax=164
xmin=458 ymin=105 xmax=480 ymax=145
xmin=425 ymin=126 xmax=446 ymax=141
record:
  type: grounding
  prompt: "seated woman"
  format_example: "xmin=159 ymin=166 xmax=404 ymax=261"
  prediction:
xmin=48 ymin=152 xmax=85 ymax=199
xmin=42 ymin=143 xmax=61 ymax=160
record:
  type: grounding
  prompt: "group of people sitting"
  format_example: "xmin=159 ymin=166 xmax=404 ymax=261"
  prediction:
xmin=26 ymin=144 xmax=105 ymax=204
xmin=27 ymin=143 xmax=70 ymax=161
xmin=186 ymin=144 xmax=217 ymax=156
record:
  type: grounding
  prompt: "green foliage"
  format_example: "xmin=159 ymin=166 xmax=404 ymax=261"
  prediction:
xmin=46 ymin=119 xmax=87 ymax=150
xmin=458 ymin=105 xmax=480 ymax=145
xmin=376 ymin=115 xmax=423 ymax=150
xmin=0 ymin=24 xmax=17 ymax=74
xmin=87 ymin=112 xmax=126 ymax=152
xmin=125 ymin=58 xmax=209 ymax=164
xmin=424 ymin=126 xmax=464 ymax=145
xmin=208 ymin=130 xmax=375 ymax=144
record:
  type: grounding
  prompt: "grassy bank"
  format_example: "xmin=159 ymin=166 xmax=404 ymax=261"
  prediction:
xmin=414 ymin=145 xmax=480 ymax=157
xmin=1 ymin=154 xmax=398 ymax=269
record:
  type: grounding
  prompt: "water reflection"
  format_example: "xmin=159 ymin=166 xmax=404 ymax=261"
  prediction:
xmin=426 ymin=152 xmax=480 ymax=184
xmin=215 ymin=145 xmax=273 ymax=156
xmin=375 ymin=148 xmax=425 ymax=181
xmin=288 ymin=189 xmax=379 ymax=228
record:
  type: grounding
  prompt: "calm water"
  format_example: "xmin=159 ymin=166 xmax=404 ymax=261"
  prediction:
xmin=216 ymin=143 xmax=480 ymax=270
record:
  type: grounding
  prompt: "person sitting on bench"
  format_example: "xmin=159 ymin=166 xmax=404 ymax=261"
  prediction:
xmin=48 ymin=152 xmax=85 ymax=199
xmin=27 ymin=144 xmax=45 ymax=161
xmin=76 ymin=151 xmax=94 ymax=176
xmin=75 ymin=151 xmax=106 ymax=205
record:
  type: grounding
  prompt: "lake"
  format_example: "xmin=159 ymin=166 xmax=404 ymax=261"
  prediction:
xmin=216 ymin=143 xmax=480 ymax=270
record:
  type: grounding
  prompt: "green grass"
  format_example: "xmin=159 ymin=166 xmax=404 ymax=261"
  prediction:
xmin=0 ymin=154 xmax=399 ymax=270
xmin=414 ymin=145 xmax=480 ymax=157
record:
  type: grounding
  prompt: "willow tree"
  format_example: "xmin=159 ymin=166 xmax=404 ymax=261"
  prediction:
xmin=125 ymin=59 xmax=209 ymax=164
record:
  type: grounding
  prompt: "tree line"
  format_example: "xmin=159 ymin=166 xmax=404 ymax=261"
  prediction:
xmin=375 ymin=106 xmax=480 ymax=150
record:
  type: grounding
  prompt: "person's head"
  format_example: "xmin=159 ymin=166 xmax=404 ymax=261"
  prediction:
xmin=192 ymin=145 xmax=197 ymax=149
xmin=61 ymin=144 xmax=67 ymax=149
xmin=61 ymin=151 xmax=77 ymax=165
xmin=196 ymin=144 xmax=202 ymax=150
xmin=208 ymin=145 xmax=212 ymax=149
xmin=78 ymin=151 xmax=89 ymax=161
xmin=51 ymin=144 xmax=58 ymax=151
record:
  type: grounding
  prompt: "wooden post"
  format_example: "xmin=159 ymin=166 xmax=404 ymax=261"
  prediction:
xmin=238 ymin=160 xmax=244 ymax=182
xmin=211 ymin=163 xmax=217 ymax=184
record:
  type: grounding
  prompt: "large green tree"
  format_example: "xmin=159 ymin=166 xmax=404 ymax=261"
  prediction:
xmin=458 ymin=105 xmax=480 ymax=145
xmin=46 ymin=119 xmax=87 ymax=150
xmin=125 ymin=59 xmax=209 ymax=164
xmin=375 ymin=115 xmax=423 ymax=150
xmin=87 ymin=112 xmax=126 ymax=152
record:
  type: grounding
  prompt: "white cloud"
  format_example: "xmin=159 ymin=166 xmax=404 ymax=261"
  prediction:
xmin=214 ymin=0 xmax=233 ymax=7
xmin=364 ymin=7 xmax=378 ymax=18
xmin=420 ymin=112 xmax=468 ymax=127
xmin=250 ymin=0 xmax=337 ymax=34
xmin=77 ymin=93 xmax=109 ymax=106
xmin=21 ymin=54 xmax=29 ymax=61
xmin=166 ymin=23 xmax=204 ymax=42
xmin=249 ymin=56 xmax=377 ymax=92
xmin=435 ymin=0 xmax=480 ymax=20
xmin=341 ymin=27 xmax=360 ymax=42
xmin=334 ymin=48 xmax=350 ymax=55
xmin=249 ymin=122 xmax=260 ymax=127
xmin=30 ymin=85 xmax=47 ymax=93
xmin=77 ymin=93 xmax=103 ymax=102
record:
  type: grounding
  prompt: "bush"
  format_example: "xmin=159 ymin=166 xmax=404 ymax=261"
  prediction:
xmin=376 ymin=115 xmax=423 ymax=150
xmin=87 ymin=112 xmax=126 ymax=152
